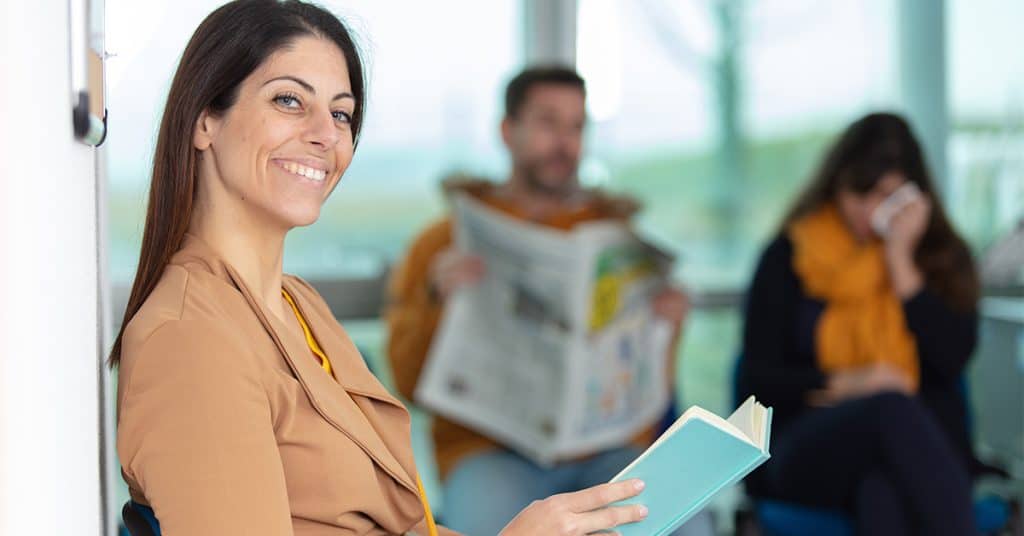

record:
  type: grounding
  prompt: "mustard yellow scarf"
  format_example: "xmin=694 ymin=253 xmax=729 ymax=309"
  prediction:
xmin=789 ymin=205 xmax=920 ymax=391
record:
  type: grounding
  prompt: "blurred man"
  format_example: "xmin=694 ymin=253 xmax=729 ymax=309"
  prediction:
xmin=387 ymin=66 xmax=710 ymax=536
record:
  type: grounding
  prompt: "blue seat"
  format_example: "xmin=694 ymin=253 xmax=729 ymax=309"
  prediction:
xmin=732 ymin=354 xmax=1012 ymax=535
xmin=974 ymin=495 xmax=1012 ymax=534
xmin=122 ymin=501 xmax=160 ymax=536
xmin=755 ymin=495 xmax=1010 ymax=536
xmin=756 ymin=500 xmax=852 ymax=536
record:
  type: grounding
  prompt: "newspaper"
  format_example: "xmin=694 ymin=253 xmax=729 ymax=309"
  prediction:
xmin=415 ymin=194 xmax=675 ymax=465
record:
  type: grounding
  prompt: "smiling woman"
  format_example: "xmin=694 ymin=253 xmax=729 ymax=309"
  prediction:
xmin=189 ymin=37 xmax=356 ymax=238
xmin=110 ymin=1 xmax=650 ymax=535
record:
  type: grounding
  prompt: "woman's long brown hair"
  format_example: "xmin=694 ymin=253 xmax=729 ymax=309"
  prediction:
xmin=782 ymin=112 xmax=979 ymax=312
xmin=109 ymin=0 xmax=365 ymax=366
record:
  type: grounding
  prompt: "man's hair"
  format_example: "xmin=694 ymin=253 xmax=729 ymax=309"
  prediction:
xmin=504 ymin=66 xmax=585 ymax=119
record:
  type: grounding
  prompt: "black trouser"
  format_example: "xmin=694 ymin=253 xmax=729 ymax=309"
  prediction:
xmin=764 ymin=392 xmax=976 ymax=536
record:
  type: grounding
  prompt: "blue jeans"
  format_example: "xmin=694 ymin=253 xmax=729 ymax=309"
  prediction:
xmin=442 ymin=446 xmax=715 ymax=535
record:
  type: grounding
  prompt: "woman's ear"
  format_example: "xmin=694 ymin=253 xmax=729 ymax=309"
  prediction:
xmin=193 ymin=109 xmax=220 ymax=151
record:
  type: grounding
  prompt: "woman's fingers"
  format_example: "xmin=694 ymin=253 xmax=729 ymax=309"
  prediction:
xmin=497 ymin=480 xmax=647 ymax=536
xmin=574 ymin=503 xmax=649 ymax=534
xmin=561 ymin=479 xmax=645 ymax=512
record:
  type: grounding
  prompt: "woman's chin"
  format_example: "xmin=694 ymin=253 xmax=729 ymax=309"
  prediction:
xmin=278 ymin=207 xmax=323 ymax=230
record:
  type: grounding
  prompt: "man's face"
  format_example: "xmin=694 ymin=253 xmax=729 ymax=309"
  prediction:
xmin=502 ymin=84 xmax=586 ymax=197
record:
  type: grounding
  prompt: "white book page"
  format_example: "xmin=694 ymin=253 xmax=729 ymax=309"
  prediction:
xmin=726 ymin=396 xmax=763 ymax=447
xmin=664 ymin=406 xmax=752 ymax=446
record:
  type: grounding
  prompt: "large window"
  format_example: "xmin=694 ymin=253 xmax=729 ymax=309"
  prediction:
xmin=578 ymin=0 xmax=897 ymax=292
xmin=947 ymin=0 xmax=1024 ymax=251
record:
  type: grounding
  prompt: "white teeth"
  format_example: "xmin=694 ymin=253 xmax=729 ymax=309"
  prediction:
xmin=279 ymin=161 xmax=326 ymax=182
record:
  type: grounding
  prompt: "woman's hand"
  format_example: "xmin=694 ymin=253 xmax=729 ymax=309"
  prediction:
xmin=499 ymin=479 xmax=648 ymax=536
xmin=809 ymin=363 xmax=914 ymax=406
xmin=883 ymin=196 xmax=930 ymax=298
xmin=884 ymin=194 xmax=931 ymax=257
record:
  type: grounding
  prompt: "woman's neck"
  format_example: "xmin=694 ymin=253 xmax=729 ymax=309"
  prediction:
xmin=188 ymin=197 xmax=288 ymax=316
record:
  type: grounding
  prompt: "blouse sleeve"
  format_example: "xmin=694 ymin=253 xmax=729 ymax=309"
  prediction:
xmin=117 ymin=320 xmax=294 ymax=536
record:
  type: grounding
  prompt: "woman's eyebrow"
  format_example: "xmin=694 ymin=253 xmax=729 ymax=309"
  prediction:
xmin=263 ymin=75 xmax=354 ymax=101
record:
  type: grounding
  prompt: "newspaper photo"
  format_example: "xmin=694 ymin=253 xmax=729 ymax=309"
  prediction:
xmin=415 ymin=194 xmax=675 ymax=465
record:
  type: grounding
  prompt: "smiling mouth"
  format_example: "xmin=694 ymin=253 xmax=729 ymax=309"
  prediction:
xmin=274 ymin=159 xmax=328 ymax=182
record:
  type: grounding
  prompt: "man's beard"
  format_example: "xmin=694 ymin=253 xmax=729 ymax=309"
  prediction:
xmin=520 ymin=154 xmax=579 ymax=198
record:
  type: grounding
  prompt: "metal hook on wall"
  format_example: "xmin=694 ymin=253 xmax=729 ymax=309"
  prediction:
xmin=69 ymin=0 xmax=107 ymax=146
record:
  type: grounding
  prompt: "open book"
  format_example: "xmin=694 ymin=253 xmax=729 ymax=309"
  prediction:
xmin=611 ymin=396 xmax=772 ymax=536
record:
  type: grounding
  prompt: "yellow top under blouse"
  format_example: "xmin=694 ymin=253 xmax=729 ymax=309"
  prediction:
xmin=281 ymin=288 xmax=439 ymax=536
xmin=282 ymin=288 xmax=333 ymax=376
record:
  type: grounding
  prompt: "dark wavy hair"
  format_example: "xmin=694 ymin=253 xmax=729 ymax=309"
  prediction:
xmin=110 ymin=0 xmax=365 ymax=365
xmin=783 ymin=112 xmax=978 ymax=312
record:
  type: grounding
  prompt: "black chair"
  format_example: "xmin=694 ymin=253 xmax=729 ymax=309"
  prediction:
xmin=122 ymin=501 xmax=160 ymax=536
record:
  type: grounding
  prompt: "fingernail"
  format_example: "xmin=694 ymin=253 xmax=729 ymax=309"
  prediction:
xmin=638 ymin=505 xmax=649 ymax=517
xmin=633 ymin=479 xmax=645 ymax=490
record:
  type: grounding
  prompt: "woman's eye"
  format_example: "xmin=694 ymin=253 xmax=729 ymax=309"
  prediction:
xmin=274 ymin=94 xmax=301 ymax=108
xmin=332 ymin=110 xmax=352 ymax=124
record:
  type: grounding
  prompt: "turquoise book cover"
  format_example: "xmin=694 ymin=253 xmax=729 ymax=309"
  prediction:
xmin=610 ymin=397 xmax=772 ymax=536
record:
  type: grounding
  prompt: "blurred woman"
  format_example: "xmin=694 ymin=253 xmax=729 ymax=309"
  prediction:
xmin=738 ymin=112 xmax=979 ymax=536
xmin=112 ymin=1 xmax=648 ymax=534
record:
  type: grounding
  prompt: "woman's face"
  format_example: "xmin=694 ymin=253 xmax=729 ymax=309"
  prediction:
xmin=193 ymin=35 xmax=355 ymax=231
xmin=836 ymin=170 xmax=907 ymax=242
